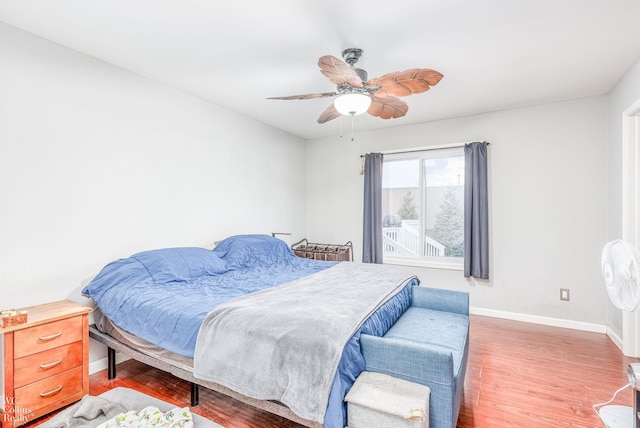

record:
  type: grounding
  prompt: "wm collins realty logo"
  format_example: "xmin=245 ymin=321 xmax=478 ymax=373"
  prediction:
xmin=2 ymin=396 xmax=31 ymax=424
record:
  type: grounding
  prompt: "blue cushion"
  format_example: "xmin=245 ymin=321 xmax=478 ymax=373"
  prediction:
xmin=131 ymin=247 xmax=228 ymax=283
xmin=383 ymin=307 xmax=468 ymax=377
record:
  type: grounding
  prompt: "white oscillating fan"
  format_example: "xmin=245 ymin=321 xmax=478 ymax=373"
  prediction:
xmin=595 ymin=240 xmax=640 ymax=427
xmin=602 ymin=240 xmax=640 ymax=312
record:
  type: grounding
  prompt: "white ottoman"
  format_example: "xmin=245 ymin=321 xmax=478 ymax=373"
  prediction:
xmin=345 ymin=372 xmax=430 ymax=428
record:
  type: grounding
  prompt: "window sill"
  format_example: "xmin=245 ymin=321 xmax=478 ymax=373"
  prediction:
xmin=383 ymin=256 xmax=463 ymax=271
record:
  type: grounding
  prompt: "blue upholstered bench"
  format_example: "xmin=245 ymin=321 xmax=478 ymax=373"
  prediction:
xmin=360 ymin=286 xmax=470 ymax=428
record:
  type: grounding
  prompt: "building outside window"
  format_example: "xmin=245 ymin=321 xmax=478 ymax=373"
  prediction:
xmin=382 ymin=147 xmax=465 ymax=269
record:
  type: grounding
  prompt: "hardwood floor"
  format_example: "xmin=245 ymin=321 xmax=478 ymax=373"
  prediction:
xmin=22 ymin=314 xmax=640 ymax=427
xmin=459 ymin=315 xmax=639 ymax=427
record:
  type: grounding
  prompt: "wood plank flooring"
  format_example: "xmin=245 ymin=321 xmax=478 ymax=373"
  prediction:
xmin=22 ymin=314 xmax=640 ymax=427
xmin=459 ymin=315 xmax=638 ymax=427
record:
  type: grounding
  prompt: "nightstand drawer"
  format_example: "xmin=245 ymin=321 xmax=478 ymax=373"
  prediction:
xmin=1 ymin=300 xmax=91 ymax=428
xmin=15 ymin=366 xmax=83 ymax=414
xmin=14 ymin=316 xmax=83 ymax=358
xmin=14 ymin=341 xmax=83 ymax=388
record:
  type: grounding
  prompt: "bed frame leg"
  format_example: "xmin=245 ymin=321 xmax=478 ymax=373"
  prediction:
xmin=191 ymin=383 xmax=199 ymax=406
xmin=107 ymin=347 xmax=116 ymax=380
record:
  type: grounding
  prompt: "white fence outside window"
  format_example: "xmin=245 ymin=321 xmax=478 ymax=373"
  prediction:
xmin=382 ymin=220 xmax=445 ymax=257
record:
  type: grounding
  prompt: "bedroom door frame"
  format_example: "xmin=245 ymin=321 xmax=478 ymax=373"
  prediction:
xmin=622 ymin=97 xmax=640 ymax=357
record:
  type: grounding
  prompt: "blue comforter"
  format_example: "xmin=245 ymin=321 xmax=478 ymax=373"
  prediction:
xmin=82 ymin=234 xmax=415 ymax=427
xmin=82 ymin=235 xmax=335 ymax=357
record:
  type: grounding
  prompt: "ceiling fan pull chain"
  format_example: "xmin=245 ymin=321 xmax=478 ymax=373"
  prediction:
xmin=339 ymin=115 xmax=344 ymax=139
xmin=351 ymin=114 xmax=355 ymax=142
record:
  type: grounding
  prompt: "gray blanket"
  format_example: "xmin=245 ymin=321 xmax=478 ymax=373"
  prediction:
xmin=36 ymin=395 xmax=126 ymax=428
xmin=192 ymin=262 xmax=416 ymax=423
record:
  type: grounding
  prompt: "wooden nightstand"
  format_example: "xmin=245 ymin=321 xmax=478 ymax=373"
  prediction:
xmin=1 ymin=300 xmax=92 ymax=428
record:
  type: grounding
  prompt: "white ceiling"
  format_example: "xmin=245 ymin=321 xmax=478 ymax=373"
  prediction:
xmin=1 ymin=0 xmax=640 ymax=140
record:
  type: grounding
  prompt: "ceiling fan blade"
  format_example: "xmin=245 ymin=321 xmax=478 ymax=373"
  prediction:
xmin=317 ymin=102 xmax=341 ymax=124
xmin=368 ymin=95 xmax=408 ymax=119
xmin=268 ymin=91 xmax=337 ymax=100
xmin=366 ymin=68 xmax=443 ymax=97
xmin=318 ymin=55 xmax=363 ymax=87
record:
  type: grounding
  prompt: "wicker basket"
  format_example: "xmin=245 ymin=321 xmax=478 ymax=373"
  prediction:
xmin=291 ymin=239 xmax=352 ymax=262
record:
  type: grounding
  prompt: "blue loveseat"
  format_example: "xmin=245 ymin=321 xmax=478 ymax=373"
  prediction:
xmin=360 ymin=286 xmax=470 ymax=428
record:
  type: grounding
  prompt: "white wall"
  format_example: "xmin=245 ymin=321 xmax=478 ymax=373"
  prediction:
xmin=1 ymin=19 xmax=631 ymax=364
xmin=606 ymin=59 xmax=640 ymax=338
xmin=307 ymin=97 xmax=610 ymax=325
xmin=0 ymin=23 xmax=307 ymax=309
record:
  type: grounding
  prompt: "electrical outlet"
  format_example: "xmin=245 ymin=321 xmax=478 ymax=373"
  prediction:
xmin=560 ymin=288 xmax=570 ymax=301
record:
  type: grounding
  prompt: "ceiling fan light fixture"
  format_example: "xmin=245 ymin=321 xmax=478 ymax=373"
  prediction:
xmin=269 ymin=49 xmax=442 ymax=124
xmin=334 ymin=93 xmax=371 ymax=116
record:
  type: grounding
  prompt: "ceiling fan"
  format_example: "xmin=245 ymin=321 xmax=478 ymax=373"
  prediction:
xmin=268 ymin=48 xmax=443 ymax=124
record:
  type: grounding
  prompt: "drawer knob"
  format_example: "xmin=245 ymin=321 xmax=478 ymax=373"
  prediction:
xmin=39 ymin=358 xmax=63 ymax=369
xmin=39 ymin=385 xmax=63 ymax=397
xmin=38 ymin=332 xmax=62 ymax=342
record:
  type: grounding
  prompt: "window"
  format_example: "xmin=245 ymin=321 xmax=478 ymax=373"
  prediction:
xmin=382 ymin=147 xmax=465 ymax=268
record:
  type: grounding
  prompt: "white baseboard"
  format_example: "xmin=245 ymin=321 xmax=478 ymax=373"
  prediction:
xmin=606 ymin=326 xmax=624 ymax=352
xmin=89 ymin=354 xmax=131 ymax=375
xmin=470 ymin=306 xmax=608 ymax=334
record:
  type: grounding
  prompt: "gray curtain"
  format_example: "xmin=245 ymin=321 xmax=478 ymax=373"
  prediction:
xmin=362 ymin=153 xmax=384 ymax=263
xmin=464 ymin=142 xmax=489 ymax=279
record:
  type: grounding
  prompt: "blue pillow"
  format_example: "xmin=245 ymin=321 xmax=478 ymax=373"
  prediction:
xmin=212 ymin=234 xmax=294 ymax=268
xmin=131 ymin=247 xmax=229 ymax=283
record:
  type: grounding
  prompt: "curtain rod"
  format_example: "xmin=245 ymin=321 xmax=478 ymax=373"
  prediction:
xmin=360 ymin=141 xmax=489 ymax=157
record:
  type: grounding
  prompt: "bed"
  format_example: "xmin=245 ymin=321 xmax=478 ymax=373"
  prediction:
xmin=82 ymin=234 xmax=418 ymax=428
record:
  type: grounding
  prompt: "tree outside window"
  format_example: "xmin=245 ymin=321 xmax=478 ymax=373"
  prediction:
xmin=397 ymin=191 xmax=418 ymax=220
xmin=430 ymin=187 xmax=463 ymax=257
